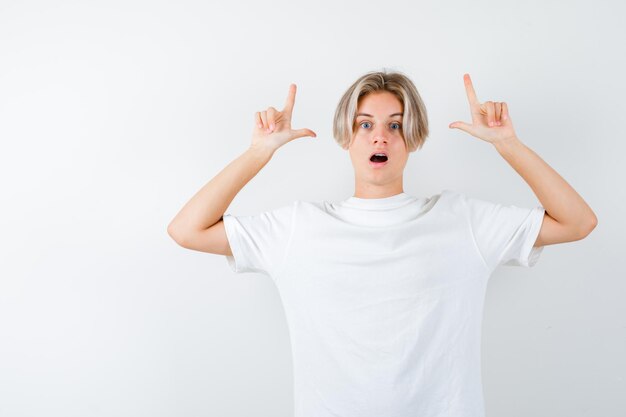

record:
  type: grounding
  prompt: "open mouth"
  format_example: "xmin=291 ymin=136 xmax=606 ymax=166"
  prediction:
xmin=370 ymin=153 xmax=388 ymax=163
xmin=369 ymin=152 xmax=388 ymax=167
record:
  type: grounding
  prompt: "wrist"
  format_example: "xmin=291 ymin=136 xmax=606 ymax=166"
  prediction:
xmin=493 ymin=135 xmax=523 ymax=155
xmin=247 ymin=144 xmax=275 ymax=161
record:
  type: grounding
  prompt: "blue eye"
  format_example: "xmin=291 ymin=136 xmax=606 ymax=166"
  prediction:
xmin=359 ymin=122 xmax=402 ymax=130
xmin=358 ymin=121 xmax=402 ymax=130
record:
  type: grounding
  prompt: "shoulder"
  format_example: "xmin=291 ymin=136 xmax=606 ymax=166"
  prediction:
xmin=439 ymin=188 xmax=472 ymax=201
xmin=438 ymin=188 xmax=497 ymax=211
xmin=428 ymin=188 xmax=468 ymax=211
xmin=222 ymin=200 xmax=298 ymax=227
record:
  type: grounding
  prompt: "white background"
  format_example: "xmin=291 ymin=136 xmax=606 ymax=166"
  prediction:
xmin=1 ymin=0 xmax=624 ymax=416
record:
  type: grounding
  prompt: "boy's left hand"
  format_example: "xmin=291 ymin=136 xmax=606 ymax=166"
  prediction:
xmin=449 ymin=73 xmax=518 ymax=145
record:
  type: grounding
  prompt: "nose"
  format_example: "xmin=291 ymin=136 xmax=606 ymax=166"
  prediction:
xmin=372 ymin=132 xmax=388 ymax=145
xmin=371 ymin=124 xmax=388 ymax=144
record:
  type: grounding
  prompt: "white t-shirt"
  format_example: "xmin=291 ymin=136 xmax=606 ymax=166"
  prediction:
xmin=222 ymin=189 xmax=545 ymax=417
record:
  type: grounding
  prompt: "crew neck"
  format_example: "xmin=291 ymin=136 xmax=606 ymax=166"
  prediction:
xmin=340 ymin=192 xmax=415 ymax=210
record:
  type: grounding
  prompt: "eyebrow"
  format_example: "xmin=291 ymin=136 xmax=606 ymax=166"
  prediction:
xmin=356 ymin=112 xmax=403 ymax=118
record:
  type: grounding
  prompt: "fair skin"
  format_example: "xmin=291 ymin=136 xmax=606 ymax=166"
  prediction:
xmin=167 ymin=84 xmax=315 ymax=255
xmin=448 ymin=73 xmax=598 ymax=246
xmin=168 ymin=76 xmax=597 ymax=256
xmin=346 ymin=91 xmax=409 ymax=199
xmin=343 ymin=76 xmax=597 ymax=248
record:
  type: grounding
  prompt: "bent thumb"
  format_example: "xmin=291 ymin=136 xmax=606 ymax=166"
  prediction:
xmin=449 ymin=121 xmax=474 ymax=135
xmin=292 ymin=128 xmax=317 ymax=139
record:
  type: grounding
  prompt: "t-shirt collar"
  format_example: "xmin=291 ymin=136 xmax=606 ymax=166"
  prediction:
xmin=341 ymin=192 xmax=414 ymax=210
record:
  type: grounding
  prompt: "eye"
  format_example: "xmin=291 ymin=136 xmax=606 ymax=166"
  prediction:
xmin=390 ymin=122 xmax=401 ymax=130
xmin=359 ymin=121 xmax=372 ymax=129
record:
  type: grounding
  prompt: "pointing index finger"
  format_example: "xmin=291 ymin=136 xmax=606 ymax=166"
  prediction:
xmin=463 ymin=73 xmax=480 ymax=106
xmin=283 ymin=83 xmax=297 ymax=115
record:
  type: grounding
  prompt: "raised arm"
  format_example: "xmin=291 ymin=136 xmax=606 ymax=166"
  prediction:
xmin=449 ymin=73 xmax=598 ymax=247
xmin=167 ymin=83 xmax=316 ymax=254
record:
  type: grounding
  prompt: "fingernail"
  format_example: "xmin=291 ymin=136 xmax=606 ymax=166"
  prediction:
xmin=270 ymin=123 xmax=275 ymax=130
xmin=497 ymin=121 xmax=501 ymax=126
xmin=489 ymin=121 xmax=494 ymax=127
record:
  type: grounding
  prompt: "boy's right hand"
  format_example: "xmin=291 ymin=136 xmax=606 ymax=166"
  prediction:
xmin=250 ymin=83 xmax=317 ymax=154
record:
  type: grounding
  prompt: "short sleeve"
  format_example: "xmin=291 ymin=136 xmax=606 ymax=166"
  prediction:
xmin=462 ymin=193 xmax=546 ymax=270
xmin=222 ymin=202 xmax=296 ymax=276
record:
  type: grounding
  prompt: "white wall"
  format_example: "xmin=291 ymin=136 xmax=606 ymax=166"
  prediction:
xmin=0 ymin=0 xmax=623 ymax=416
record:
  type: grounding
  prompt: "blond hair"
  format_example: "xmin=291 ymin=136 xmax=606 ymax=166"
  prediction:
xmin=332 ymin=69 xmax=429 ymax=152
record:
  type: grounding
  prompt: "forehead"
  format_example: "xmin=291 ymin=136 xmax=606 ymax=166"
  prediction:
xmin=356 ymin=91 xmax=403 ymax=115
